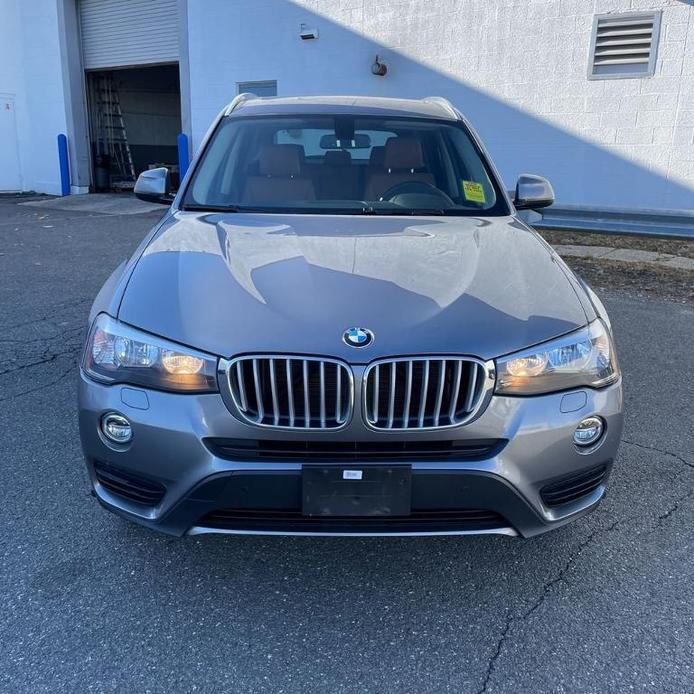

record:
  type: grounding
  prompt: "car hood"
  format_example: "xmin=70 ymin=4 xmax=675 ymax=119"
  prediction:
xmin=118 ymin=212 xmax=587 ymax=362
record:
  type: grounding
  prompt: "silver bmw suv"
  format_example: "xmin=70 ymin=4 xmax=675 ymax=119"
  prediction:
xmin=78 ymin=95 xmax=623 ymax=538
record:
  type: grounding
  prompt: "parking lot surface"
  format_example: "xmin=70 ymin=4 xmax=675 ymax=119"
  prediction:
xmin=1 ymin=196 xmax=692 ymax=693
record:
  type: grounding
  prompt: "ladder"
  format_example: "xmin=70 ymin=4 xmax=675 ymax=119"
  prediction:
xmin=93 ymin=73 xmax=136 ymax=187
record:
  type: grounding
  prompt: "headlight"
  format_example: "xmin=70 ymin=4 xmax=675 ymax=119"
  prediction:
xmin=495 ymin=319 xmax=619 ymax=395
xmin=83 ymin=314 xmax=218 ymax=392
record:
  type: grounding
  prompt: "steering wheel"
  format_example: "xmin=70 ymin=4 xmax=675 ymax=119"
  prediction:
xmin=378 ymin=181 xmax=456 ymax=207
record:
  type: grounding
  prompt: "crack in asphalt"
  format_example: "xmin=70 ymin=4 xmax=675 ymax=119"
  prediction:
xmin=655 ymin=486 xmax=694 ymax=526
xmin=0 ymin=312 xmax=84 ymax=400
xmin=0 ymin=325 xmax=84 ymax=345
xmin=476 ymin=519 xmax=620 ymax=694
xmin=477 ymin=440 xmax=694 ymax=693
xmin=0 ymin=361 xmax=77 ymax=402
xmin=0 ymin=298 xmax=91 ymax=332
xmin=621 ymin=439 xmax=694 ymax=471
xmin=620 ymin=441 xmax=694 ymax=529
xmin=0 ymin=345 xmax=82 ymax=376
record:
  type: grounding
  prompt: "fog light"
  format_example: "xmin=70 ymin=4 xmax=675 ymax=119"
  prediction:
xmin=101 ymin=413 xmax=132 ymax=444
xmin=573 ymin=416 xmax=604 ymax=446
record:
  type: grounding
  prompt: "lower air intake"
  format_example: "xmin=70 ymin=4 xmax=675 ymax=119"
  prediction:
xmin=540 ymin=464 xmax=608 ymax=507
xmin=93 ymin=461 xmax=166 ymax=506
xmin=197 ymin=508 xmax=508 ymax=534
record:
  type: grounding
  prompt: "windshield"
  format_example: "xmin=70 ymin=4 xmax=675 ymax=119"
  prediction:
xmin=182 ymin=114 xmax=510 ymax=216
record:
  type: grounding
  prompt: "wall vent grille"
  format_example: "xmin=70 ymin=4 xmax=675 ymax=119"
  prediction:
xmin=589 ymin=12 xmax=661 ymax=79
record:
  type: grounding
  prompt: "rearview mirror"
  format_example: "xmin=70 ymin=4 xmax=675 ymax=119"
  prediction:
xmin=134 ymin=167 xmax=174 ymax=205
xmin=319 ymin=133 xmax=372 ymax=150
xmin=513 ymin=174 xmax=554 ymax=210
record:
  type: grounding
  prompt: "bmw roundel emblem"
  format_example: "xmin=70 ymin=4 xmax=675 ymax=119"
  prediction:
xmin=343 ymin=327 xmax=374 ymax=348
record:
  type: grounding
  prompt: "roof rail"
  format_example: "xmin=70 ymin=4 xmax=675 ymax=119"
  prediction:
xmin=420 ymin=96 xmax=459 ymax=119
xmin=223 ymin=92 xmax=255 ymax=117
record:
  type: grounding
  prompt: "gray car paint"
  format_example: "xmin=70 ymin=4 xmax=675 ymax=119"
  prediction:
xmin=117 ymin=212 xmax=589 ymax=362
xmin=79 ymin=94 xmax=623 ymax=537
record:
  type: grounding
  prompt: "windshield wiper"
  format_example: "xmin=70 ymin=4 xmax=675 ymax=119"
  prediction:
xmin=366 ymin=207 xmax=446 ymax=216
xmin=181 ymin=203 xmax=451 ymax=216
xmin=181 ymin=203 xmax=242 ymax=212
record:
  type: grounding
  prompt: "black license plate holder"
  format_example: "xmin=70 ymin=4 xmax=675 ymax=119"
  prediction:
xmin=302 ymin=466 xmax=412 ymax=517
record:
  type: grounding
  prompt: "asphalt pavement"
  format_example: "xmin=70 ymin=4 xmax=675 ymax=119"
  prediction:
xmin=1 ymin=195 xmax=693 ymax=693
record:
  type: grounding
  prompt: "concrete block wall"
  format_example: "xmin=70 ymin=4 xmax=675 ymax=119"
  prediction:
xmin=0 ymin=0 xmax=24 ymax=191
xmin=2 ymin=0 xmax=691 ymax=206
xmin=187 ymin=0 xmax=694 ymax=211
xmin=0 ymin=0 xmax=75 ymax=195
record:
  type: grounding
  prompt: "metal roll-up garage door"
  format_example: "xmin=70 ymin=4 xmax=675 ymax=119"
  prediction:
xmin=79 ymin=0 xmax=179 ymax=70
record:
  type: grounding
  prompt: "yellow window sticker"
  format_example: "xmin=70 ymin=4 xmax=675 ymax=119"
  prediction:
xmin=461 ymin=180 xmax=486 ymax=204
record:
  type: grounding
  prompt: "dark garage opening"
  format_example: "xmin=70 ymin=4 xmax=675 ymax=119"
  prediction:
xmin=86 ymin=64 xmax=181 ymax=191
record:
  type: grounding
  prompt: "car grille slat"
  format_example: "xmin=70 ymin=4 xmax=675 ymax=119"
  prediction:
xmin=286 ymin=359 xmax=295 ymax=427
xmin=364 ymin=357 xmax=490 ymax=430
xmin=228 ymin=355 xmax=353 ymax=430
xmin=303 ymin=360 xmax=311 ymax=427
xmin=387 ymin=361 xmax=397 ymax=429
xmin=372 ymin=363 xmax=380 ymax=424
xmin=464 ymin=363 xmax=478 ymax=411
xmin=433 ymin=360 xmax=446 ymax=427
xmin=252 ymin=359 xmax=264 ymax=423
xmin=449 ymin=359 xmax=463 ymax=422
xmin=403 ymin=361 xmax=413 ymax=427
xmin=417 ymin=361 xmax=429 ymax=427
xmin=269 ymin=358 xmax=280 ymax=426
xmin=319 ymin=361 xmax=326 ymax=428
xmin=235 ymin=361 xmax=248 ymax=411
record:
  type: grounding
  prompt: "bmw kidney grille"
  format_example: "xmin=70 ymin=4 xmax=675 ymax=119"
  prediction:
xmin=227 ymin=356 xmax=353 ymax=429
xmin=363 ymin=357 xmax=491 ymax=430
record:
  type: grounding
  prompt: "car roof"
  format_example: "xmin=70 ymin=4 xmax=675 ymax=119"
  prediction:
xmin=226 ymin=94 xmax=460 ymax=121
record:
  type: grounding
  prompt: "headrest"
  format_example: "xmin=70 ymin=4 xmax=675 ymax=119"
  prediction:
xmin=324 ymin=149 xmax=351 ymax=166
xmin=258 ymin=144 xmax=303 ymax=177
xmin=383 ymin=137 xmax=425 ymax=171
xmin=369 ymin=145 xmax=386 ymax=168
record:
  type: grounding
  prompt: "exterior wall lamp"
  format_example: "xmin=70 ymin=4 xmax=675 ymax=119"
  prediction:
xmin=371 ymin=55 xmax=388 ymax=76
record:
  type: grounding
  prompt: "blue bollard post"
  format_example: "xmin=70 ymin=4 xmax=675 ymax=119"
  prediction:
xmin=57 ymin=133 xmax=70 ymax=196
xmin=177 ymin=133 xmax=190 ymax=181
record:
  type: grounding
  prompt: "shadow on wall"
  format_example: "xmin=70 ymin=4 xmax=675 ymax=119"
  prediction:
xmin=193 ymin=0 xmax=693 ymax=211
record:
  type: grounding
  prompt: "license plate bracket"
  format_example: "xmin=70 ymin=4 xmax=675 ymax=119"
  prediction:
xmin=302 ymin=465 xmax=412 ymax=517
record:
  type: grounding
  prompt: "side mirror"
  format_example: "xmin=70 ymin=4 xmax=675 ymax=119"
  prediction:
xmin=513 ymin=174 xmax=554 ymax=210
xmin=134 ymin=167 xmax=174 ymax=205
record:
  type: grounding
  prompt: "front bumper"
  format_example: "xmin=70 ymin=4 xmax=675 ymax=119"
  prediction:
xmin=78 ymin=373 xmax=623 ymax=538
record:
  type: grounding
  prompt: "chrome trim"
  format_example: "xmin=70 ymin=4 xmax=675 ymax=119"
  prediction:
xmin=188 ymin=526 xmax=518 ymax=538
xmin=362 ymin=356 xmax=496 ymax=431
xmin=219 ymin=354 xmax=354 ymax=431
xmin=449 ymin=360 xmax=463 ymax=422
xmin=417 ymin=360 xmax=430 ymax=428
xmin=433 ymin=360 xmax=446 ymax=427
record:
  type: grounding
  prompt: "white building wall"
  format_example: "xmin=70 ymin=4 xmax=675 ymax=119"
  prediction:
xmin=0 ymin=0 xmax=25 ymax=191
xmin=0 ymin=0 xmax=88 ymax=195
xmin=187 ymin=0 xmax=694 ymax=211
xmin=2 ymin=0 xmax=692 ymax=206
xmin=17 ymin=0 xmax=72 ymax=195
xmin=0 ymin=0 xmax=74 ymax=195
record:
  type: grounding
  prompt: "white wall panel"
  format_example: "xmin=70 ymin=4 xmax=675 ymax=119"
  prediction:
xmin=186 ymin=0 xmax=694 ymax=211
